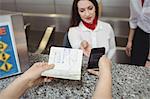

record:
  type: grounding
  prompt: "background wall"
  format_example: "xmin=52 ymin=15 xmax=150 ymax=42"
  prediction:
xmin=0 ymin=0 xmax=129 ymax=17
xmin=0 ymin=0 xmax=130 ymax=63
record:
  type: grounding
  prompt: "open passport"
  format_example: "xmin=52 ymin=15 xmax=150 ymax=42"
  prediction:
xmin=41 ymin=47 xmax=83 ymax=80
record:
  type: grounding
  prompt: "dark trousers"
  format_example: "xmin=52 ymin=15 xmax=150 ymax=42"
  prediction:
xmin=130 ymin=27 xmax=150 ymax=66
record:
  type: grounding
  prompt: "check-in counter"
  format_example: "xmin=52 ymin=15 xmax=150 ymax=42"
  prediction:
xmin=0 ymin=53 xmax=149 ymax=98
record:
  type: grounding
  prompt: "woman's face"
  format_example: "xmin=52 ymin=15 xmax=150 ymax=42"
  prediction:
xmin=77 ymin=0 xmax=96 ymax=24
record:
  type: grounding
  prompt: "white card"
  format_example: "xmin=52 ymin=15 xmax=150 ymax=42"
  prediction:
xmin=41 ymin=47 xmax=83 ymax=80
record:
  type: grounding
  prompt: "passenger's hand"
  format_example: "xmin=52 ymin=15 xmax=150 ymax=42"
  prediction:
xmin=21 ymin=62 xmax=54 ymax=87
xmin=88 ymin=55 xmax=112 ymax=76
xmin=126 ymin=41 xmax=132 ymax=56
xmin=98 ymin=55 xmax=112 ymax=74
xmin=80 ymin=40 xmax=92 ymax=57
xmin=87 ymin=69 xmax=99 ymax=76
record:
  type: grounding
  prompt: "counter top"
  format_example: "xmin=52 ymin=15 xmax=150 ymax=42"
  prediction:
xmin=0 ymin=53 xmax=150 ymax=99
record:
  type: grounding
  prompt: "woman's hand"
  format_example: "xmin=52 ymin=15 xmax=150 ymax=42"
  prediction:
xmin=145 ymin=61 xmax=150 ymax=68
xmin=21 ymin=62 xmax=54 ymax=87
xmin=126 ymin=41 xmax=132 ymax=57
xmin=80 ymin=40 xmax=92 ymax=57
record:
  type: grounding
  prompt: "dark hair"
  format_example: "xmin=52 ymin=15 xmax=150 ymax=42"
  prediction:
xmin=70 ymin=0 xmax=99 ymax=27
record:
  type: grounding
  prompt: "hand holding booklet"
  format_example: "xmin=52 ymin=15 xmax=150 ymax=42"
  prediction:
xmin=41 ymin=47 xmax=83 ymax=80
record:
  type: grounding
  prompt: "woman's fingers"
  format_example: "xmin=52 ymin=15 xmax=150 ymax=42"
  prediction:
xmin=81 ymin=40 xmax=88 ymax=49
xmin=125 ymin=47 xmax=131 ymax=56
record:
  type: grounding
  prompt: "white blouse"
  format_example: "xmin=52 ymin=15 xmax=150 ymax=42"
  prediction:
xmin=130 ymin=0 xmax=150 ymax=33
xmin=68 ymin=20 xmax=116 ymax=59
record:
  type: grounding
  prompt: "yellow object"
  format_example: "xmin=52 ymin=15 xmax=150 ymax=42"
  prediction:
xmin=0 ymin=52 xmax=10 ymax=62
xmin=0 ymin=62 xmax=12 ymax=72
xmin=0 ymin=41 xmax=8 ymax=52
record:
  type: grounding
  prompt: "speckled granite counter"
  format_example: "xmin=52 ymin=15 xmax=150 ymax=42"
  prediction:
xmin=0 ymin=53 xmax=150 ymax=99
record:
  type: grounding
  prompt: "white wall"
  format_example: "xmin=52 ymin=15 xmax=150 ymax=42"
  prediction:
xmin=0 ymin=0 xmax=130 ymax=17
xmin=0 ymin=0 xmax=16 ymax=11
xmin=0 ymin=0 xmax=1 ymax=10
xmin=15 ymin=0 xmax=55 ymax=13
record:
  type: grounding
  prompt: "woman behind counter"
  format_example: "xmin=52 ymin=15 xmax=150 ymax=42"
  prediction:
xmin=68 ymin=0 xmax=116 ymax=59
xmin=126 ymin=0 xmax=150 ymax=66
